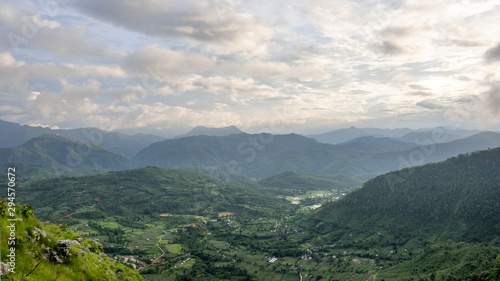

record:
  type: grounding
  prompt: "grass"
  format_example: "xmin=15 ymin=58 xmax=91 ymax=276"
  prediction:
xmin=166 ymin=244 xmax=182 ymax=254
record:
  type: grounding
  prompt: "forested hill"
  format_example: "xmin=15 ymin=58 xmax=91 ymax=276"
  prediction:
xmin=310 ymin=147 xmax=500 ymax=246
xmin=18 ymin=166 xmax=298 ymax=222
xmin=0 ymin=134 xmax=134 ymax=179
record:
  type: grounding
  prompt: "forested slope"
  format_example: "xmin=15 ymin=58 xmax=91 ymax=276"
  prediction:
xmin=310 ymin=147 xmax=500 ymax=246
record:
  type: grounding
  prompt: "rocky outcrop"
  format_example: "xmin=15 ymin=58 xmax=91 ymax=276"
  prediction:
xmin=34 ymin=227 xmax=46 ymax=238
xmin=57 ymin=240 xmax=80 ymax=257
xmin=50 ymin=251 xmax=64 ymax=264
xmin=0 ymin=262 xmax=9 ymax=275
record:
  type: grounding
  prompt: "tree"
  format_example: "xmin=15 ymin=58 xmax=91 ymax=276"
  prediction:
xmin=21 ymin=203 xmax=33 ymax=218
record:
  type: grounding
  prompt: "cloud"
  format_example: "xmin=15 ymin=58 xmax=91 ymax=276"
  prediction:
xmin=0 ymin=52 xmax=126 ymax=96
xmin=192 ymin=76 xmax=287 ymax=103
xmin=378 ymin=40 xmax=406 ymax=56
xmin=416 ymin=100 xmax=443 ymax=110
xmin=379 ymin=26 xmax=416 ymax=38
xmin=0 ymin=104 xmax=24 ymax=115
xmin=123 ymin=44 xmax=215 ymax=80
xmin=447 ymin=39 xmax=484 ymax=48
xmin=68 ymin=0 xmax=273 ymax=55
xmin=0 ymin=3 xmax=121 ymax=61
xmin=408 ymin=91 xmax=433 ymax=97
xmin=484 ymin=41 xmax=500 ymax=63
xmin=408 ymin=84 xmax=430 ymax=90
xmin=483 ymin=83 xmax=500 ymax=117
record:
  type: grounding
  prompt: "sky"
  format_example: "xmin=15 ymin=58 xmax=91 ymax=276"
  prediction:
xmin=1 ymin=0 xmax=500 ymax=136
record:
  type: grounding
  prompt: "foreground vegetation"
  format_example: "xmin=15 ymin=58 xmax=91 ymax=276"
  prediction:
xmin=0 ymin=200 xmax=142 ymax=280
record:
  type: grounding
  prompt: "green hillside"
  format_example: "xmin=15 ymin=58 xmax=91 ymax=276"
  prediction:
xmin=374 ymin=242 xmax=500 ymax=281
xmin=258 ymin=171 xmax=363 ymax=192
xmin=0 ymin=200 xmax=142 ymax=281
xmin=18 ymin=166 xmax=296 ymax=222
xmin=309 ymin=146 xmax=500 ymax=248
xmin=0 ymin=135 xmax=134 ymax=179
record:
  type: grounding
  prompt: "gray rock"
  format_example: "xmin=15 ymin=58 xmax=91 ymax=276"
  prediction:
xmin=57 ymin=240 xmax=80 ymax=257
xmin=0 ymin=262 xmax=10 ymax=275
xmin=34 ymin=227 xmax=47 ymax=239
xmin=50 ymin=251 xmax=64 ymax=264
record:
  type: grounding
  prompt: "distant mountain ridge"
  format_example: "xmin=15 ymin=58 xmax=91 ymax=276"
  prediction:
xmin=175 ymin=125 xmax=243 ymax=138
xmin=134 ymin=131 xmax=500 ymax=178
xmin=307 ymin=126 xmax=413 ymax=144
xmin=0 ymin=134 xmax=134 ymax=179
xmin=370 ymin=131 xmax=500 ymax=173
xmin=134 ymin=133 xmax=331 ymax=178
xmin=395 ymin=128 xmax=480 ymax=144
xmin=0 ymin=120 xmax=165 ymax=158
xmin=308 ymin=126 xmax=480 ymax=145
xmin=2 ymin=120 xmax=499 ymax=180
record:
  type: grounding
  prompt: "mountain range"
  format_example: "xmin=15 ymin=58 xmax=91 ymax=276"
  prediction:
xmin=308 ymin=126 xmax=480 ymax=145
xmin=0 ymin=134 xmax=134 ymax=179
xmin=1 ymin=120 xmax=499 ymax=180
xmin=134 ymin=131 xmax=500 ymax=178
xmin=0 ymin=120 xmax=165 ymax=159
